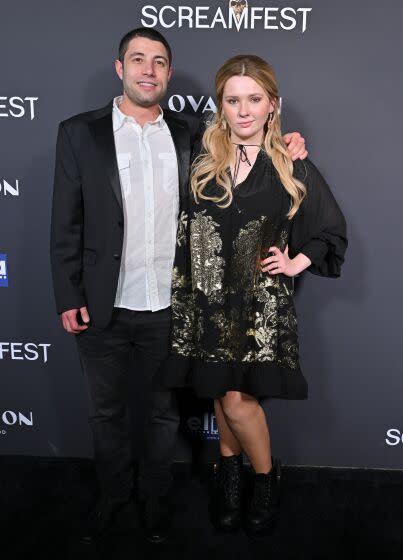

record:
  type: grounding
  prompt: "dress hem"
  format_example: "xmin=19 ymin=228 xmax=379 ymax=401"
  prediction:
xmin=155 ymin=353 xmax=308 ymax=400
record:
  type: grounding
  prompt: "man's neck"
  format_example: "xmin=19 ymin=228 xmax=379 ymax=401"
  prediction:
xmin=118 ymin=94 xmax=160 ymax=128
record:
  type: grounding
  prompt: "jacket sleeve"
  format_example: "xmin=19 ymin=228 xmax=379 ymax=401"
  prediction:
xmin=289 ymin=158 xmax=348 ymax=278
xmin=50 ymin=121 xmax=86 ymax=313
xmin=192 ymin=111 xmax=215 ymax=158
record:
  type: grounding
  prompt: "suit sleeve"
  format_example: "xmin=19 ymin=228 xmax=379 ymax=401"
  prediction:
xmin=192 ymin=111 xmax=215 ymax=159
xmin=50 ymin=122 xmax=86 ymax=314
xmin=289 ymin=158 xmax=348 ymax=278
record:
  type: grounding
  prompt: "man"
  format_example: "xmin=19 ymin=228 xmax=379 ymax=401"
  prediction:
xmin=50 ymin=27 xmax=307 ymax=545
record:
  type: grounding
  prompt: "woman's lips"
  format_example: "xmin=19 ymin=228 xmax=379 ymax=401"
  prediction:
xmin=238 ymin=121 xmax=254 ymax=128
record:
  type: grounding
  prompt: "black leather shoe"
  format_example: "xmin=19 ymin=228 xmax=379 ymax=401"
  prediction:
xmin=245 ymin=458 xmax=281 ymax=537
xmin=79 ymin=497 xmax=133 ymax=545
xmin=210 ymin=454 xmax=243 ymax=532
xmin=139 ymin=496 xmax=171 ymax=544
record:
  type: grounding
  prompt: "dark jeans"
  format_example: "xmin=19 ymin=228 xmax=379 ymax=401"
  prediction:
xmin=76 ymin=307 xmax=179 ymax=504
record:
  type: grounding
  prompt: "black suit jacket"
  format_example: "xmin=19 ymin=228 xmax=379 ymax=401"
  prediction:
xmin=50 ymin=101 xmax=191 ymax=327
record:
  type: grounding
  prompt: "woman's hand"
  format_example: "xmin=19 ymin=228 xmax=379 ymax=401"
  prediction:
xmin=261 ymin=246 xmax=311 ymax=277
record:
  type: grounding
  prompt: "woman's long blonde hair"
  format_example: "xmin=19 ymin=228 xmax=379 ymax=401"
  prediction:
xmin=191 ymin=55 xmax=306 ymax=219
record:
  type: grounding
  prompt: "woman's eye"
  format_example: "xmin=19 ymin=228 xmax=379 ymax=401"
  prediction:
xmin=227 ymin=99 xmax=237 ymax=105
xmin=251 ymin=97 xmax=261 ymax=103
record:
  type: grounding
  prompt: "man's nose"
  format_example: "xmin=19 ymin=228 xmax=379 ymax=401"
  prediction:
xmin=142 ymin=61 xmax=155 ymax=76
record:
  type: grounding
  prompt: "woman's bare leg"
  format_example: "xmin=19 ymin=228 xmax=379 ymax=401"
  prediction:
xmin=214 ymin=399 xmax=242 ymax=457
xmin=219 ymin=391 xmax=272 ymax=473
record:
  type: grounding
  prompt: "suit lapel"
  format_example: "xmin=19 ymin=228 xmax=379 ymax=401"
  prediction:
xmin=88 ymin=105 xmax=123 ymax=210
xmin=88 ymin=105 xmax=190 ymax=210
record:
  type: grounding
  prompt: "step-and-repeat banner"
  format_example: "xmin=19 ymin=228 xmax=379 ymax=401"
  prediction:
xmin=1 ymin=0 xmax=402 ymax=468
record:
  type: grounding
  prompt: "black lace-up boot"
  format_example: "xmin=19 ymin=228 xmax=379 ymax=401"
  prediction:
xmin=245 ymin=458 xmax=281 ymax=536
xmin=210 ymin=454 xmax=243 ymax=531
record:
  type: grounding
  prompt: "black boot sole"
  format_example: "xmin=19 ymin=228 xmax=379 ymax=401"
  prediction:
xmin=245 ymin=519 xmax=277 ymax=537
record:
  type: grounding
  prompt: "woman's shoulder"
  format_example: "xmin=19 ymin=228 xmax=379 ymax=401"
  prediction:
xmin=293 ymin=158 xmax=331 ymax=195
xmin=293 ymin=157 xmax=318 ymax=181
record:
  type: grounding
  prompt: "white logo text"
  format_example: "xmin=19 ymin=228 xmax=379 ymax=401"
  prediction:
xmin=0 ymin=97 xmax=38 ymax=120
xmin=0 ymin=342 xmax=51 ymax=363
xmin=141 ymin=5 xmax=312 ymax=32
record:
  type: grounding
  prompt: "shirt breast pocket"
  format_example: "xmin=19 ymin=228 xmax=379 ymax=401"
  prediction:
xmin=117 ymin=153 xmax=132 ymax=197
xmin=158 ymin=152 xmax=177 ymax=194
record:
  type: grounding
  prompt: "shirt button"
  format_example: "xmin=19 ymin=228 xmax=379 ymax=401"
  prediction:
xmin=113 ymin=254 xmax=121 ymax=260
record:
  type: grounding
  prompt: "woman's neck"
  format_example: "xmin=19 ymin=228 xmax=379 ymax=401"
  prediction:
xmin=230 ymin=131 xmax=264 ymax=146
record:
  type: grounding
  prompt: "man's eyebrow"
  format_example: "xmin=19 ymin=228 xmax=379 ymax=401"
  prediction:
xmin=128 ymin=51 xmax=168 ymax=63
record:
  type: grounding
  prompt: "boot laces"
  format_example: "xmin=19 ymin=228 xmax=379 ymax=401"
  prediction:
xmin=251 ymin=473 xmax=273 ymax=509
xmin=217 ymin=459 xmax=241 ymax=500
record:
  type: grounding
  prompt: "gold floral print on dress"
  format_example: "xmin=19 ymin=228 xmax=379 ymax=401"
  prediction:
xmin=190 ymin=210 xmax=225 ymax=303
xmin=176 ymin=210 xmax=188 ymax=248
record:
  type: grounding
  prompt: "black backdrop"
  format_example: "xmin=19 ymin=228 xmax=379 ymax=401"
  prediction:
xmin=1 ymin=0 xmax=403 ymax=469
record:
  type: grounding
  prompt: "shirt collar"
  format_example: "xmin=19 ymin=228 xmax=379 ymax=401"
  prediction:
xmin=113 ymin=96 xmax=164 ymax=132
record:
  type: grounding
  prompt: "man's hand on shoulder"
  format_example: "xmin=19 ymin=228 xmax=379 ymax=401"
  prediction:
xmin=61 ymin=306 xmax=90 ymax=334
xmin=283 ymin=132 xmax=308 ymax=161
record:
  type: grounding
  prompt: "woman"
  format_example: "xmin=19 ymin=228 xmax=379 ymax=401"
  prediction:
xmin=161 ymin=55 xmax=347 ymax=535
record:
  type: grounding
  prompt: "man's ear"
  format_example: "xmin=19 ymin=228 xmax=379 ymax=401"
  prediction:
xmin=115 ymin=59 xmax=123 ymax=81
xmin=168 ymin=66 xmax=173 ymax=82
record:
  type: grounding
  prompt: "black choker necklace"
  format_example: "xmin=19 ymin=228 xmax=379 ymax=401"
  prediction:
xmin=231 ymin=142 xmax=262 ymax=146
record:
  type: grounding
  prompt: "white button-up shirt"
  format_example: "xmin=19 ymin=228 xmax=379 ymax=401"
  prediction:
xmin=113 ymin=96 xmax=179 ymax=311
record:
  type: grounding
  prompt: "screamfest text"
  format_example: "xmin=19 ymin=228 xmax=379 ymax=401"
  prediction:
xmin=141 ymin=5 xmax=312 ymax=33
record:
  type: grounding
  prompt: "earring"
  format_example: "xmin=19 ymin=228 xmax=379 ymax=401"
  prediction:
xmin=268 ymin=112 xmax=274 ymax=125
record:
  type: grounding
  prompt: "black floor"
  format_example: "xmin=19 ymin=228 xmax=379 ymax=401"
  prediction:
xmin=1 ymin=456 xmax=403 ymax=559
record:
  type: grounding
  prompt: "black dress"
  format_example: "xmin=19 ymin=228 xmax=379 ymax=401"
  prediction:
xmin=160 ymin=152 xmax=347 ymax=399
